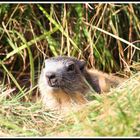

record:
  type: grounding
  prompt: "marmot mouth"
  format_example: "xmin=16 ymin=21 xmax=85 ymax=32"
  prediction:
xmin=47 ymin=79 xmax=60 ymax=88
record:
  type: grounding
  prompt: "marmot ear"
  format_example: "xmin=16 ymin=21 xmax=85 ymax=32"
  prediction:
xmin=78 ymin=60 xmax=87 ymax=71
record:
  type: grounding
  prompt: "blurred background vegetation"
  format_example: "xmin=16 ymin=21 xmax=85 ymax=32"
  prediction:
xmin=0 ymin=3 xmax=140 ymax=100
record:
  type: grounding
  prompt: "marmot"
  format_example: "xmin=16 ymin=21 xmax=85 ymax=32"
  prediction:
xmin=38 ymin=56 xmax=125 ymax=111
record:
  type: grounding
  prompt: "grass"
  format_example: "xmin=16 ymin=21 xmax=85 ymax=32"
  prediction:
xmin=0 ymin=71 xmax=140 ymax=137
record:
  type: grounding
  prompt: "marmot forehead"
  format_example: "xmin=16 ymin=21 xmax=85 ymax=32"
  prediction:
xmin=44 ymin=56 xmax=86 ymax=73
xmin=45 ymin=56 xmax=77 ymax=63
xmin=45 ymin=56 xmax=75 ymax=70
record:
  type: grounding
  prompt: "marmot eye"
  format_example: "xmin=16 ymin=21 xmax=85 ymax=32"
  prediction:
xmin=67 ymin=63 xmax=75 ymax=72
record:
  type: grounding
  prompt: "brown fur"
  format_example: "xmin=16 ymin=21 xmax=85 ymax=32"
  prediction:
xmin=88 ymin=69 xmax=125 ymax=92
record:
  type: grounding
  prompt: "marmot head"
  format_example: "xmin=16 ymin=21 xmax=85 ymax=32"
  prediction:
xmin=41 ymin=56 xmax=90 ymax=94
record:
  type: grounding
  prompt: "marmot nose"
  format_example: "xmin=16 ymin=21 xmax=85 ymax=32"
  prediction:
xmin=45 ymin=72 xmax=57 ymax=86
xmin=46 ymin=73 xmax=56 ymax=80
